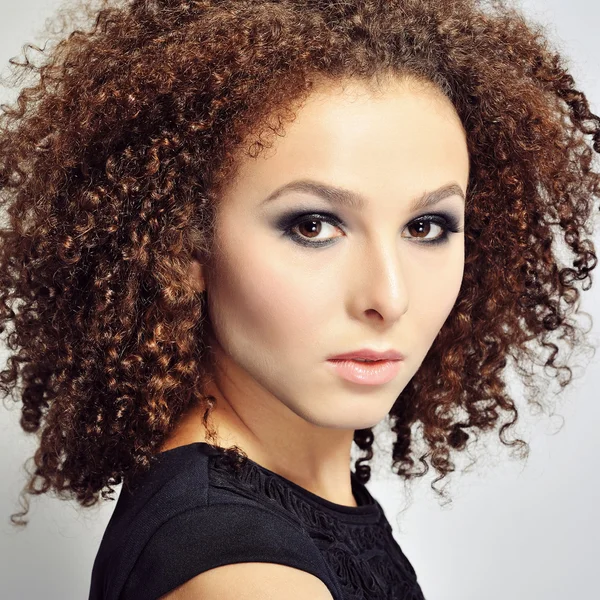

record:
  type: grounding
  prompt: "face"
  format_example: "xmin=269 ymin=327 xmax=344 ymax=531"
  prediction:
xmin=197 ymin=77 xmax=469 ymax=432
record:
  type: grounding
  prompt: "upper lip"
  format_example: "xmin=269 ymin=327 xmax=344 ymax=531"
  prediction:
xmin=328 ymin=348 xmax=404 ymax=361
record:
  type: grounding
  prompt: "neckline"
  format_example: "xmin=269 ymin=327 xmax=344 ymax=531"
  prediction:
xmin=159 ymin=441 xmax=380 ymax=516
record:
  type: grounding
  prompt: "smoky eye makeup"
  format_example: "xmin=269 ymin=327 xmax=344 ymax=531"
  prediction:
xmin=273 ymin=208 xmax=343 ymax=235
xmin=272 ymin=206 xmax=464 ymax=249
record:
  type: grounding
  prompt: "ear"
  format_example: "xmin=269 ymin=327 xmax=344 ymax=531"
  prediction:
xmin=187 ymin=252 xmax=206 ymax=294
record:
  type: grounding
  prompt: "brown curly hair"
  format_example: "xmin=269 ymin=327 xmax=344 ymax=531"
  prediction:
xmin=1 ymin=0 xmax=599 ymax=528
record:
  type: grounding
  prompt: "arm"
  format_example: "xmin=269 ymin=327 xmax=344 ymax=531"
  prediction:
xmin=159 ymin=561 xmax=335 ymax=599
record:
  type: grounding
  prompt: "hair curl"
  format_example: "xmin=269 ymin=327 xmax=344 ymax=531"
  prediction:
xmin=1 ymin=0 xmax=599 ymax=527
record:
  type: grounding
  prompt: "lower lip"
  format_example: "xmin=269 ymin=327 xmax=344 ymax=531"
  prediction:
xmin=326 ymin=359 xmax=402 ymax=385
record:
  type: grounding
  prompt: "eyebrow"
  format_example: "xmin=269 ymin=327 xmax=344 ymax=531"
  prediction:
xmin=260 ymin=179 xmax=466 ymax=212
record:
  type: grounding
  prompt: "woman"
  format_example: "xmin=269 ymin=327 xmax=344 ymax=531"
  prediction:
xmin=0 ymin=0 xmax=598 ymax=599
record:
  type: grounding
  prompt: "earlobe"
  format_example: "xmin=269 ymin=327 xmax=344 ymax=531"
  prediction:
xmin=187 ymin=255 xmax=206 ymax=294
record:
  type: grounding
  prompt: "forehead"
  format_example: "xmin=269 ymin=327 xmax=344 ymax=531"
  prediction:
xmin=222 ymin=77 xmax=469 ymax=206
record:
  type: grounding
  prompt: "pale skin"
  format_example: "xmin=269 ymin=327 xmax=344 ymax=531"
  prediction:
xmin=160 ymin=75 xmax=469 ymax=510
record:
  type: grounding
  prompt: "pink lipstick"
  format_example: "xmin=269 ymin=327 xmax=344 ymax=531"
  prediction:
xmin=326 ymin=348 xmax=404 ymax=385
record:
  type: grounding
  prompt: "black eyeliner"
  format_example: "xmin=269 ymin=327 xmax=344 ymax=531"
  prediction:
xmin=275 ymin=209 xmax=463 ymax=248
xmin=274 ymin=209 xmax=344 ymax=232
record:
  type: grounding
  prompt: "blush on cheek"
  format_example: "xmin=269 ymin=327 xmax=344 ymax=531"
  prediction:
xmin=213 ymin=256 xmax=291 ymax=336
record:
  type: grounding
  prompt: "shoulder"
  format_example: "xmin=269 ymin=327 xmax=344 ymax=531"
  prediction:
xmin=159 ymin=561 xmax=335 ymax=599
xmin=91 ymin=444 xmax=341 ymax=600
xmin=121 ymin=502 xmax=338 ymax=600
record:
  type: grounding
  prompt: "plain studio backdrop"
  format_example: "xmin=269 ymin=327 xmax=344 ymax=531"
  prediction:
xmin=1 ymin=1 xmax=598 ymax=599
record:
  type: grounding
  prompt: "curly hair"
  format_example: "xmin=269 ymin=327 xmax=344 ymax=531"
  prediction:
xmin=1 ymin=0 xmax=598 ymax=528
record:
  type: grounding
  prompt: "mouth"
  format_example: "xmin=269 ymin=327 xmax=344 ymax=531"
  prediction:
xmin=328 ymin=358 xmax=388 ymax=363
xmin=326 ymin=357 xmax=403 ymax=385
xmin=327 ymin=348 xmax=404 ymax=362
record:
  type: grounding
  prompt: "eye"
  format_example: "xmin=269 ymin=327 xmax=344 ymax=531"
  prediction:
xmin=402 ymin=216 xmax=457 ymax=246
xmin=279 ymin=211 xmax=462 ymax=248
xmin=287 ymin=214 xmax=344 ymax=247
xmin=275 ymin=211 xmax=344 ymax=248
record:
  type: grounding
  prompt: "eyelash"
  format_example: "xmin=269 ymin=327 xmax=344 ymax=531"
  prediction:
xmin=278 ymin=210 xmax=463 ymax=248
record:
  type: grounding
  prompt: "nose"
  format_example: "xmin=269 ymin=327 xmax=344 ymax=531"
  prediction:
xmin=351 ymin=240 xmax=409 ymax=324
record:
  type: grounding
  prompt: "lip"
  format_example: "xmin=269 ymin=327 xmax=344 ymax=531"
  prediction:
xmin=327 ymin=348 xmax=404 ymax=361
xmin=326 ymin=357 xmax=402 ymax=385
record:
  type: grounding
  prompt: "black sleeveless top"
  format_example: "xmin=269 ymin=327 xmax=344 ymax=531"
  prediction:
xmin=88 ymin=442 xmax=426 ymax=600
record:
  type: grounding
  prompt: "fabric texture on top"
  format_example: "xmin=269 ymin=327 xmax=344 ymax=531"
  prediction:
xmin=88 ymin=441 xmax=426 ymax=600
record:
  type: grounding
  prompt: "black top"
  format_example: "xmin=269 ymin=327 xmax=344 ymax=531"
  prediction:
xmin=88 ymin=442 xmax=425 ymax=600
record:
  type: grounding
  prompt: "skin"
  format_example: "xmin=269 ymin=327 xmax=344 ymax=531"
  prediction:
xmin=162 ymin=76 xmax=469 ymax=507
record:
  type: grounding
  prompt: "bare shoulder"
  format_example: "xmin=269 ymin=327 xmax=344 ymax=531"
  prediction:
xmin=159 ymin=562 xmax=335 ymax=600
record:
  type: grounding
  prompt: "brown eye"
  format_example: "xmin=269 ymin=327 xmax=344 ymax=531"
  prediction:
xmin=280 ymin=211 xmax=345 ymax=248
xmin=282 ymin=211 xmax=460 ymax=249
xmin=407 ymin=220 xmax=432 ymax=239
xmin=405 ymin=219 xmax=444 ymax=241
xmin=291 ymin=217 xmax=342 ymax=243
xmin=295 ymin=219 xmax=322 ymax=239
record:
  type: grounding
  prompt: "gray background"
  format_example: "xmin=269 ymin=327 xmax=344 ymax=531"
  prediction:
xmin=1 ymin=1 xmax=598 ymax=598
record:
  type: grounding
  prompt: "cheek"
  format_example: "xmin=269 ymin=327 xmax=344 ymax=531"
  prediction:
xmin=409 ymin=246 xmax=464 ymax=339
xmin=208 ymin=235 xmax=329 ymax=356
